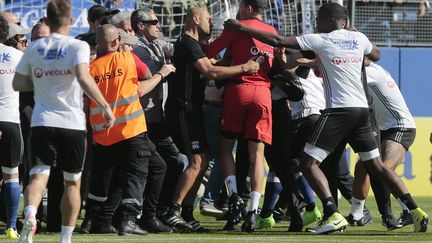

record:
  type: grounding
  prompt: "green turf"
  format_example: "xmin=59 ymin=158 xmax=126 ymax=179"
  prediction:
xmin=1 ymin=196 xmax=431 ymax=242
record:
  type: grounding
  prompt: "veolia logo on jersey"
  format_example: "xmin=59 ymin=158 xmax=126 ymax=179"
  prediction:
xmin=34 ymin=68 xmax=72 ymax=78
xmin=250 ymin=46 xmax=273 ymax=59
xmin=331 ymin=56 xmax=362 ymax=65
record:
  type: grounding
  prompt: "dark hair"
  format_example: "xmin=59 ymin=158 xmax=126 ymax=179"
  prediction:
xmin=243 ymin=0 xmax=267 ymax=14
xmin=88 ymin=5 xmax=106 ymax=23
xmin=4 ymin=35 xmax=23 ymax=49
xmin=47 ymin=0 xmax=71 ymax=29
xmin=318 ymin=2 xmax=348 ymax=20
xmin=0 ymin=15 xmax=9 ymax=43
xmin=38 ymin=16 xmax=49 ymax=24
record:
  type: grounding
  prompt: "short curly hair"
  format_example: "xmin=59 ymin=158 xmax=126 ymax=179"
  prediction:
xmin=0 ymin=15 xmax=9 ymax=43
xmin=4 ymin=35 xmax=23 ymax=49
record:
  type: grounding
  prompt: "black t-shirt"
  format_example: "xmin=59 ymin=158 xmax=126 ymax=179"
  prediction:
xmin=166 ymin=34 xmax=206 ymax=112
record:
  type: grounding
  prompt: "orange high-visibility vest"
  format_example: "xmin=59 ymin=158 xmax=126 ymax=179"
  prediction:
xmin=89 ymin=51 xmax=147 ymax=146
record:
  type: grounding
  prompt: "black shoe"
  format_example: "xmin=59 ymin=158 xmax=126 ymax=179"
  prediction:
xmin=79 ymin=218 xmax=91 ymax=234
xmin=187 ymin=219 xmax=210 ymax=233
xmin=399 ymin=210 xmax=413 ymax=226
xmin=139 ymin=216 xmax=173 ymax=234
xmin=382 ymin=213 xmax=403 ymax=230
xmin=161 ymin=210 xmax=193 ymax=231
xmin=347 ymin=210 xmax=373 ymax=226
xmin=118 ymin=220 xmax=148 ymax=236
xmin=90 ymin=222 xmax=118 ymax=234
xmin=241 ymin=210 xmax=258 ymax=233
xmin=223 ymin=193 xmax=245 ymax=230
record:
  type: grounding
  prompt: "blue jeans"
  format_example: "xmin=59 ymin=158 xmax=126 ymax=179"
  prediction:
xmin=200 ymin=102 xmax=224 ymax=205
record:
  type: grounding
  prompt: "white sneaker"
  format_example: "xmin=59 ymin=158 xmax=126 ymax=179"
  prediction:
xmin=314 ymin=212 xmax=348 ymax=234
xmin=19 ymin=217 xmax=36 ymax=243
xmin=200 ymin=204 xmax=226 ymax=218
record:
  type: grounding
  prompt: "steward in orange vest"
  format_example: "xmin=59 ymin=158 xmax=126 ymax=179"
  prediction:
xmin=85 ymin=24 xmax=175 ymax=236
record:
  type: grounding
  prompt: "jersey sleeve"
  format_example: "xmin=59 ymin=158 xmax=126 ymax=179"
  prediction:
xmin=358 ymin=32 xmax=373 ymax=55
xmin=184 ymin=37 xmax=206 ymax=63
xmin=73 ymin=40 xmax=91 ymax=66
xmin=203 ymin=29 xmax=235 ymax=59
xmin=132 ymin=53 xmax=149 ymax=80
xmin=296 ymin=33 xmax=324 ymax=51
xmin=15 ymin=49 xmax=31 ymax=76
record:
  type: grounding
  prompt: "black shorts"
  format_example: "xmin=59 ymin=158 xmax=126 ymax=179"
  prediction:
xmin=30 ymin=126 xmax=86 ymax=173
xmin=0 ymin=121 xmax=23 ymax=168
xmin=288 ymin=114 xmax=320 ymax=161
xmin=166 ymin=110 xmax=207 ymax=155
xmin=309 ymin=108 xmax=378 ymax=153
xmin=381 ymin=128 xmax=416 ymax=150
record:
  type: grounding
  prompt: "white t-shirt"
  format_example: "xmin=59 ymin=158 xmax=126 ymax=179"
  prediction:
xmin=297 ymin=29 xmax=373 ymax=108
xmin=0 ymin=44 xmax=22 ymax=123
xmin=16 ymin=33 xmax=90 ymax=130
xmin=366 ymin=63 xmax=415 ymax=130
xmin=290 ymin=70 xmax=325 ymax=119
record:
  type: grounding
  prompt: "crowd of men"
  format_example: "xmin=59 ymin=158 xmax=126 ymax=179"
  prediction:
xmin=0 ymin=0 xmax=430 ymax=242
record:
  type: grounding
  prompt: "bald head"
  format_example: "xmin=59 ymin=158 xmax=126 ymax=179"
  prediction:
xmin=185 ymin=7 xmax=205 ymax=25
xmin=1 ymin=12 xmax=19 ymax=24
xmin=95 ymin=24 xmax=120 ymax=52
xmin=185 ymin=7 xmax=212 ymax=40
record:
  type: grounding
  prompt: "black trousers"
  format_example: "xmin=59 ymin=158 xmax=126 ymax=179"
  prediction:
xmin=146 ymin=122 xmax=184 ymax=211
xmin=89 ymin=133 xmax=151 ymax=219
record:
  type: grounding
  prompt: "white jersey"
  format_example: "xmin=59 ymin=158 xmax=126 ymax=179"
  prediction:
xmin=366 ymin=63 xmax=415 ymax=130
xmin=290 ymin=70 xmax=325 ymax=120
xmin=16 ymin=33 xmax=90 ymax=130
xmin=0 ymin=44 xmax=22 ymax=123
xmin=297 ymin=29 xmax=373 ymax=109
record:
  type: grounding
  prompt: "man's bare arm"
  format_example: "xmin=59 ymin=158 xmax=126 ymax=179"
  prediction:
xmin=194 ymin=56 xmax=259 ymax=80
xmin=224 ymin=19 xmax=300 ymax=49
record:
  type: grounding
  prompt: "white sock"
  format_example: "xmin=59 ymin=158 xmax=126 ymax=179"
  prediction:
xmin=397 ymin=198 xmax=409 ymax=211
xmin=350 ymin=197 xmax=365 ymax=220
xmin=24 ymin=205 xmax=37 ymax=220
xmin=249 ymin=191 xmax=261 ymax=212
xmin=59 ymin=225 xmax=74 ymax=243
xmin=225 ymin=175 xmax=238 ymax=196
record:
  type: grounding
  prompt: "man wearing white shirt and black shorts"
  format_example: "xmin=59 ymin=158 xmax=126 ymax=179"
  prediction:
xmin=225 ymin=2 xmax=428 ymax=234
xmin=0 ymin=15 xmax=24 ymax=240
xmin=13 ymin=0 xmax=115 ymax=242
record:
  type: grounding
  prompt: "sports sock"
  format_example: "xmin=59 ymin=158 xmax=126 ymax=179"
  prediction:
xmin=322 ymin=197 xmax=338 ymax=218
xmin=59 ymin=225 xmax=74 ymax=243
xmin=24 ymin=205 xmax=38 ymax=220
xmin=350 ymin=197 xmax=366 ymax=220
xmin=398 ymin=193 xmax=417 ymax=210
xmin=169 ymin=202 xmax=181 ymax=213
xmin=249 ymin=191 xmax=261 ymax=212
xmin=225 ymin=175 xmax=238 ymax=196
xmin=3 ymin=178 xmax=20 ymax=228
xmin=181 ymin=205 xmax=194 ymax=221
xmin=294 ymin=172 xmax=316 ymax=205
xmin=397 ymin=198 xmax=409 ymax=211
xmin=260 ymin=173 xmax=282 ymax=218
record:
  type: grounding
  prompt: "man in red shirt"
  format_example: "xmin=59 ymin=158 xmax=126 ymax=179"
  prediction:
xmin=204 ymin=0 xmax=277 ymax=232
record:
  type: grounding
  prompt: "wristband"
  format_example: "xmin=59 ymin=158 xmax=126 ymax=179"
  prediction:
xmin=155 ymin=72 xmax=164 ymax=79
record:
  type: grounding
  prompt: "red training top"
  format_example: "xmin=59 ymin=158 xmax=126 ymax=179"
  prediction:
xmin=204 ymin=19 xmax=277 ymax=87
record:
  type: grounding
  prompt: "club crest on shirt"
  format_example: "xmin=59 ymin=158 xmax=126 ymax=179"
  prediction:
xmin=0 ymin=52 xmax=11 ymax=63
xmin=191 ymin=141 xmax=200 ymax=150
xmin=332 ymin=39 xmax=359 ymax=50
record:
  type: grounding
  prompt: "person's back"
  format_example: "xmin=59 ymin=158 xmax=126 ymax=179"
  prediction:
xmin=0 ymin=43 xmax=22 ymax=123
xmin=89 ymin=51 xmax=147 ymax=145
xmin=297 ymin=29 xmax=371 ymax=108
xmin=22 ymin=34 xmax=88 ymax=130
xmin=365 ymin=62 xmax=415 ymax=130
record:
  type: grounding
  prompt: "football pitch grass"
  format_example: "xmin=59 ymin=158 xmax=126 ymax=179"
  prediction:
xmin=1 ymin=196 xmax=431 ymax=242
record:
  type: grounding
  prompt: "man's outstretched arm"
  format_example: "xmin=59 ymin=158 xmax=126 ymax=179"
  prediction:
xmin=224 ymin=19 xmax=300 ymax=49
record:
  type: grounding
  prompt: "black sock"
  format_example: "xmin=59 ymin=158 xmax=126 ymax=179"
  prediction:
xmin=169 ymin=203 xmax=181 ymax=212
xmin=306 ymin=202 xmax=316 ymax=212
xmin=399 ymin=193 xmax=417 ymax=210
xmin=181 ymin=205 xmax=194 ymax=221
xmin=322 ymin=197 xmax=338 ymax=218
xmin=260 ymin=209 xmax=274 ymax=219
